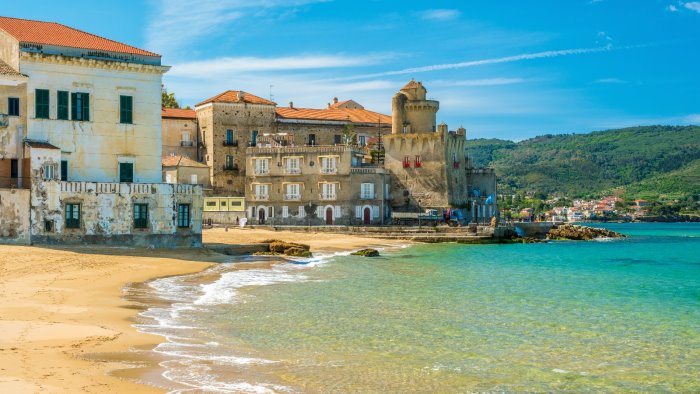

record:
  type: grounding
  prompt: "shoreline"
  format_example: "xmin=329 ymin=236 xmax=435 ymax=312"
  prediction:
xmin=0 ymin=228 xmax=407 ymax=393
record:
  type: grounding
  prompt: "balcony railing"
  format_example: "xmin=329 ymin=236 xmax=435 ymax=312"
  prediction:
xmin=284 ymin=194 xmax=301 ymax=201
xmin=320 ymin=168 xmax=337 ymax=175
xmin=0 ymin=176 xmax=30 ymax=189
xmin=319 ymin=193 xmax=336 ymax=200
xmin=285 ymin=168 xmax=301 ymax=175
xmin=254 ymin=168 xmax=270 ymax=175
xmin=223 ymin=164 xmax=239 ymax=171
xmin=0 ymin=114 xmax=8 ymax=127
xmin=180 ymin=140 xmax=194 ymax=147
xmin=252 ymin=194 xmax=269 ymax=201
xmin=360 ymin=193 xmax=376 ymax=200
xmin=223 ymin=140 xmax=238 ymax=147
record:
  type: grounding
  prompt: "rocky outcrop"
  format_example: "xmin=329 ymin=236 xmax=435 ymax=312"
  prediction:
xmin=254 ymin=240 xmax=312 ymax=258
xmin=547 ymin=224 xmax=626 ymax=240
xmin=351 ymin=248 xmax=380 ymax=257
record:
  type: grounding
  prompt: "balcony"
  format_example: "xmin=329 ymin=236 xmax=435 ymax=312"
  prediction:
xmin=284 ymin=194 xmax=301 ymax=201
xmin=320 ymin=167 xmax=337 ymax=175
xmin=319 ymin=193 xmax=336 ymax=201
xmin=254 ymin=168 xmax=270 ymax=175
xmin=223 ymin=164 xmax=239 ymax=171
xmin=0 ymin=176 xmax=29 ymax=189
xmin=180 ymin=140 xmax=193 ymax=147
xmin=402 ymin=161 xmax=411 ymax=168
xmin=252 ymin=194 xmax=269 ymax=201
xmin=285 ymin=168 xmax=301 ymax=175
xmin=0 ymin=114 xmax=7 ymax=128
xmin=360 ymin=193 xmax=376 ymax=200
xmin=223 ymin=140 xmax=238 ymax=147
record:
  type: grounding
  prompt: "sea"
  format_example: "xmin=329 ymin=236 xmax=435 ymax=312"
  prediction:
xmin=132 ymin=223 xmax=700 ymax=393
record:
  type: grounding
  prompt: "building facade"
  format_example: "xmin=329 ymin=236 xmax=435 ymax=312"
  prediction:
xmin=0 ymin=16 xmax=202 ymax=246
xmin=162 ymin=107 xmax=199 ymax=159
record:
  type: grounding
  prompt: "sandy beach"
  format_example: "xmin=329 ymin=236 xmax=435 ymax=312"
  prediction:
xmin=0 ymin=228 xmax=401 ymax=393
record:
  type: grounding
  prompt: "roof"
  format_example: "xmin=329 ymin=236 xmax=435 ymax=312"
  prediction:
xmin=162 ymin=108 xmax=197 ymax=120
xmin=162 ymin=156 xmax=209 ymax=168
xmin=0 ymin=16 xmax=159 ymax=57
xmin=276 ymin=107 xmax=391 ymax=124
xmin=0 ymin=58 xmax=25 ymax=78
xmin=196 ymin=90 xmax=276 ymax=107
xmin=401 ymin=79 xmax=423 ymax=90
xmin=25 ymin=140 xmax=60 ymax=150
xmin=329 ymin=99 xmax=350 ymax=108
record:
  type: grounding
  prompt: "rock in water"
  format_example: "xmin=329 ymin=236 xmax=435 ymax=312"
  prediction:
xmin=547 ymin=224 xmax=626 ymax=240
xmin=351 ymin=248 xmax=380 ymax=257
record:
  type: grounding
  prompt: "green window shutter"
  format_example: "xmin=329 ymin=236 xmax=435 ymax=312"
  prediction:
xmin=71 ymin=93 xmax=77 ymax=120
xmin=119 ymin=162 xmax=133 ymax=183
xmin=120 ymin=95 xmax=133 ymax=124
xmin=35 ymin=89 xmax=49 ymax=119
xmin=57 ymin=91 xmax=68 ymax=120
xmin=82 ymin=93 xmax=90 ymax=121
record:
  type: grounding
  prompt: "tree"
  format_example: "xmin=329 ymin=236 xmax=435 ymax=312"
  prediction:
xmin=162 ymin=85 xmax=180 ymax=109
xmin=342 ymin=122 xmax=357 ymax=146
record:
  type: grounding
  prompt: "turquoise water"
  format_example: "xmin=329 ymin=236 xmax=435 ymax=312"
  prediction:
xmin=139 ymin=223 xmax=700 ymax=393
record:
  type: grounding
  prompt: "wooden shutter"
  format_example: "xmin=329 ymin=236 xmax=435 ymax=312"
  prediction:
xmin=82 ymin=93 xmax=90 ymax=121
xmin=335 ymin=206 xmax=342 ymax=218
xmin=355 ymin=206 xmax=361 ymax=219
xmin=71 ymin=93 xmax=77 ymax=120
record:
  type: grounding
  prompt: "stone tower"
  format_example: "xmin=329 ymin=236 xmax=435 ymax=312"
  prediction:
xmin=391 ymin=80 xmax=440 ymax=134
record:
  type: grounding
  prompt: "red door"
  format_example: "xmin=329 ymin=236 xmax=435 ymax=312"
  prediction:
xmin=363 ymin=207 xmax=371 ymax=225
xmin=325 ymin=207 xmax=334 ymax=225
xmin=258 ymin=208 xmax=266 ymax=224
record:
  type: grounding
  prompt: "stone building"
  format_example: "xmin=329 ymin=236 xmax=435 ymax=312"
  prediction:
xmin=0 ymin=16 xmax=202 ymax=246
xmin=162 ymin=107 xmax=199 ymax=159
xmin=245 ymin=144 xmax=389 ymax=225
xmin=384 ymin=80 xmax=497 ymax=222
xmin=162 ymin=155 xmax=211 ymax=189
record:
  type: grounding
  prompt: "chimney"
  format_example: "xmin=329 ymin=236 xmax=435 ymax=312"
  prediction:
xmin=327 ymin=103 xmax=331 ymax=108
xmin=237 ymin=91 xmax=245 ymax=101
xmin=333 ymin=97 xmax=338 ymax=104
xmin=289 ymin=101 xmax=294 ymax=109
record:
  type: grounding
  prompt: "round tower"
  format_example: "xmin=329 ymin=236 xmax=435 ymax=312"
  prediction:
xmin=391 ymin=92 xmax=407 ymax=134
xmin=399 ymin=80 xmax=439 ymax=133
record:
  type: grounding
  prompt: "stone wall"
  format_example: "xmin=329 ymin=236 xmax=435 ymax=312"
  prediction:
xmin=162 ymin=117 xmax=199 ymax=159
xmin=0 ymin=188 xmax=30 ymax=244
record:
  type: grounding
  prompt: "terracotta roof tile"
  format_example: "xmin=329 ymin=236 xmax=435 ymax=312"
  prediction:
xmin=196 ymin=90 xmax=276 ymax=107
xmin=162 ymin=108 xmax=197 ymax=120
xmin=0 ymin=58 xmax=25 ymax=78
xmin=0 ymin=16 xmax=159 ymax=57
xmin=276 ymin=107 xmax=390 ymax=125
xmin=162 ymin=156 xmax=208 ymax=168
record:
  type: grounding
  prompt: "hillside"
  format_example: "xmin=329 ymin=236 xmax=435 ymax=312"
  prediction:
xmin=466 ymin=126 xmax=700 ymax=200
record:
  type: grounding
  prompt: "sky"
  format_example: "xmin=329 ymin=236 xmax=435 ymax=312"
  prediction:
xmin=4 ymin=0 xmax=700 ymax=140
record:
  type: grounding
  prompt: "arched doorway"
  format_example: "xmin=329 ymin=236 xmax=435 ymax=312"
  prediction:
xmin=325 ymin=207 xmax=334 ymax=225
xmin=258 ymin=207 xmax=266 ymax=224
xmin=363 ymin=207 xmax=371 ymax=225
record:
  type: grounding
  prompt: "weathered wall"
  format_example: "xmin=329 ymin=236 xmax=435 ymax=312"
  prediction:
xmin=0 ymin=31 xmax=19 ymax=69
xmin=162 ymin=117 xmax=199 ymax=159
xmin=0 ymin=188 xmax=30 ymax=244
xmin=162 ymin=165 xmax=211 ymax=189
xmin=20 ymin=52 xmax=166 ymax=183
xmin=0 ymin=83 xmax=27 ymax=159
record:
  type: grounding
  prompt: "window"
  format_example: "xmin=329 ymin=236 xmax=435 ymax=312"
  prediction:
xmin=190 ymin=174 xmax=198 ymax=185
xmin=43 ymin=164 xmax=54 ymax=180
xmin=60 ymin=160 xmax=68 ymax=181
xmin=120 ymin=95 xmax=133 ymax=124
xmin=71 ymin=92 xmax=90 ymax=121
xmin=44 ymin=220 xmax=54 ymax=232
xmin=282 ymin=206 xmax=289 ymax=218
xmin=65 ymin=203 xmax=80 ymax=229
xmin=255 ymin=158 xmax=269 ymax=174
xmin=361 ymin=183 xmax=375 ymax=199
xmin=334 ymin=134 xmax=341 ymax=145
xmin=320 ymin=157 xmax=337 ymax=174
xmin=177 ymin=204 xmax=190 ymax=228
xmin=35 ymin=89 xmax=49 ymax=119
xmin=403 ymin=155 xmax=411 ymax=168
xmin=285 ymin=157 xmax=300 ymax=174
xmin=10 ymin=159 xmax=18 ymax=178
xmin=286 ymin=183 xmax=300 ymax=200
xmin=119 ymin=162 xmax=133 ymax=183
xmin=321 ymin=183 xmax=336 ymax=199
xmin=254 ymin=184 xmax=269 ymax=199
xmin=8 ymin=97 xmax=19 ymax=116
xmin=226 ymin=130 xmax=233 ymax=145
xmin=358 ymin=136 xmax=366 ymax=146
xmin=134 ymin=204 xmax=148 ymax=229
xmin=57 ymin=91 xmax=69 ymax=120
xmin=414 ymin=155 xmax=422 ymax=168
xmin=308 ymin=134 xmax=316 ymax=146
xmin=251 ymin=130 xmax=258 ymax=147
xmin=225 ymin=155 xmax=234 ymax=170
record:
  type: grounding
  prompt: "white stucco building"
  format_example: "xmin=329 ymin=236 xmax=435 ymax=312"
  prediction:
xmin=0 ymin=16 xmax=202 ymax=246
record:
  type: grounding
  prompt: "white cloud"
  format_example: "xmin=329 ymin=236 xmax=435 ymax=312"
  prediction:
xmin=432 ymin=78 xmax=528 ymax=87
xmin=420 ymin=9 xmax=461 ymax=21
xmin=685 ymin=114 xmax=700 ymax=123
xmin=595 ymin=78 xmax=627 ymax=84
xmin=146 ymin=0 xmax=328 ymax=56
xmin=667 ymin=4 xmax=679 ymax=11
xmin=168 ymin=54 xmax=392 ymax=78
xmin=684 ymin=2 xmax=700 ymax=13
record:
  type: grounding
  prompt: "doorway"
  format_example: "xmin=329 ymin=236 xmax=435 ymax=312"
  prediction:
xmin=258 ymin=208 xmax=266 ymax=224
xmin=363 ymin=207 xmax=371 ymax=225
xmin=325 ymin=207 xmax=333 ymax=225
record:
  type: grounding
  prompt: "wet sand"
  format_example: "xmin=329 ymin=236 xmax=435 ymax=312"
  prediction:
xmin=0 ymin=228 xmax=404 ymax=393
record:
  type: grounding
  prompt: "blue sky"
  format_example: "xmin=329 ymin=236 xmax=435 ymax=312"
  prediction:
xmin=5 ymin=0 xmax=700 ymax=140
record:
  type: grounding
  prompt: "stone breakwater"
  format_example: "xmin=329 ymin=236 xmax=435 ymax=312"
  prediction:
xmin=547 ymin=224 xmax=626 ymax=240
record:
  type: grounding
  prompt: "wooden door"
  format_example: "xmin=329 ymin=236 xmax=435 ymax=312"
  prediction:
xmin=325 ymin=207 xmax=333 ymax=225
xmin=363 ymin=207 xmax=371 ymax=225
xmin=258 ymin=208 xmax=266 ymax=224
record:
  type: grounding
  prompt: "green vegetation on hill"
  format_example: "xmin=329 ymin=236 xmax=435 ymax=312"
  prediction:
xmin=466 ymin=126 xmax=700 ymax=202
